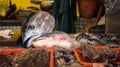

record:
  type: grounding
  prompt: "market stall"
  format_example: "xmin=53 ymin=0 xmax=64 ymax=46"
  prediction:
xmin=0 ymin=0 xmax=120 ymax=67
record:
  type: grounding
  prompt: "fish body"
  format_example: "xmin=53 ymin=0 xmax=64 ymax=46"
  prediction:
xmin=76 ymin=33 xmax=120 ymax=46
xmin=32 ymin=31 xmax=74 ymax=49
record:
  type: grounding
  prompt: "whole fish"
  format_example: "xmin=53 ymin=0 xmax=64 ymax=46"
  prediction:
xmin=76 ymin=33 xmax=120 ymax=47
xmin=17 ymin=10 xmax=55 ymax=48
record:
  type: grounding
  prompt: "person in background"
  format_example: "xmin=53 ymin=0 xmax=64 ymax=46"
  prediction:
xmin=51 ymin=0 xmax=77 ymax=34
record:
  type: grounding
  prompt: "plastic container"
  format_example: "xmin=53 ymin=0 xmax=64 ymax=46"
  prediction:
xmin=74 ymin=46 xmax=120 ymax=67
xmin=0 ymin=48 xmax=54 ymax=67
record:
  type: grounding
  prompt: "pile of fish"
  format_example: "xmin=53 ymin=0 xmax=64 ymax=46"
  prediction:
xmin=0 ymin=55 xmax=13 ymax=67
xmin=54 ymin=48 xmax=80 ymax=67
xmin=0 ymin=48 xmax=50 ymax=67
xmin=78 ymin=44 xmax=120 ymax=66
xmin=76 ymin=33 xmax=120 ymax=47
xmin=78 ymin=44 xmax=119 ymax=62
xmin=104 ymin=61 xmax=120 ymax=67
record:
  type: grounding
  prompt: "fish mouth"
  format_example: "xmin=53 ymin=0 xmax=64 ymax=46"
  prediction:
xmin=23 ymin=33 xmax=38 ymax=46
xmin=23 ymin=36 xmax=32 ymax=47
xmin=23 ymin=34 xmax=32 ymax=43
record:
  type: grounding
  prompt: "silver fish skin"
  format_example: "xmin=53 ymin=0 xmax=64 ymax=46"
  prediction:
xmin=22 ymin=10 xmax=55 ymax=47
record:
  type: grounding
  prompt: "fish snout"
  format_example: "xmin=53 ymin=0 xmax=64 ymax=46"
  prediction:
xmin=23 ymin=32 xmax=38 ymax=44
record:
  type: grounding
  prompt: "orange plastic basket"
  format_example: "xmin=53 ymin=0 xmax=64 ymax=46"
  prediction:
xmin=0 ymin=48 xmax=54 ymax=67
xmin=74 ymin=46 xmax=120 ymax=67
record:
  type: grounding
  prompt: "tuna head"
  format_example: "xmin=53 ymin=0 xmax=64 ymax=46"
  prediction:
xmin=22 ymin=10 xmax=55 ymax=47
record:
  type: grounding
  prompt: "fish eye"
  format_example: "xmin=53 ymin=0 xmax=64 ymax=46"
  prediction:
xmin=27 ymin=25 xmax=35 ymax=29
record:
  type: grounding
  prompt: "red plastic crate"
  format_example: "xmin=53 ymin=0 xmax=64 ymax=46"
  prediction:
xmin=74 ymin=46 xmax=120 ymax=67
xmin=0 ymin=48 xmax=54 ymax=67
